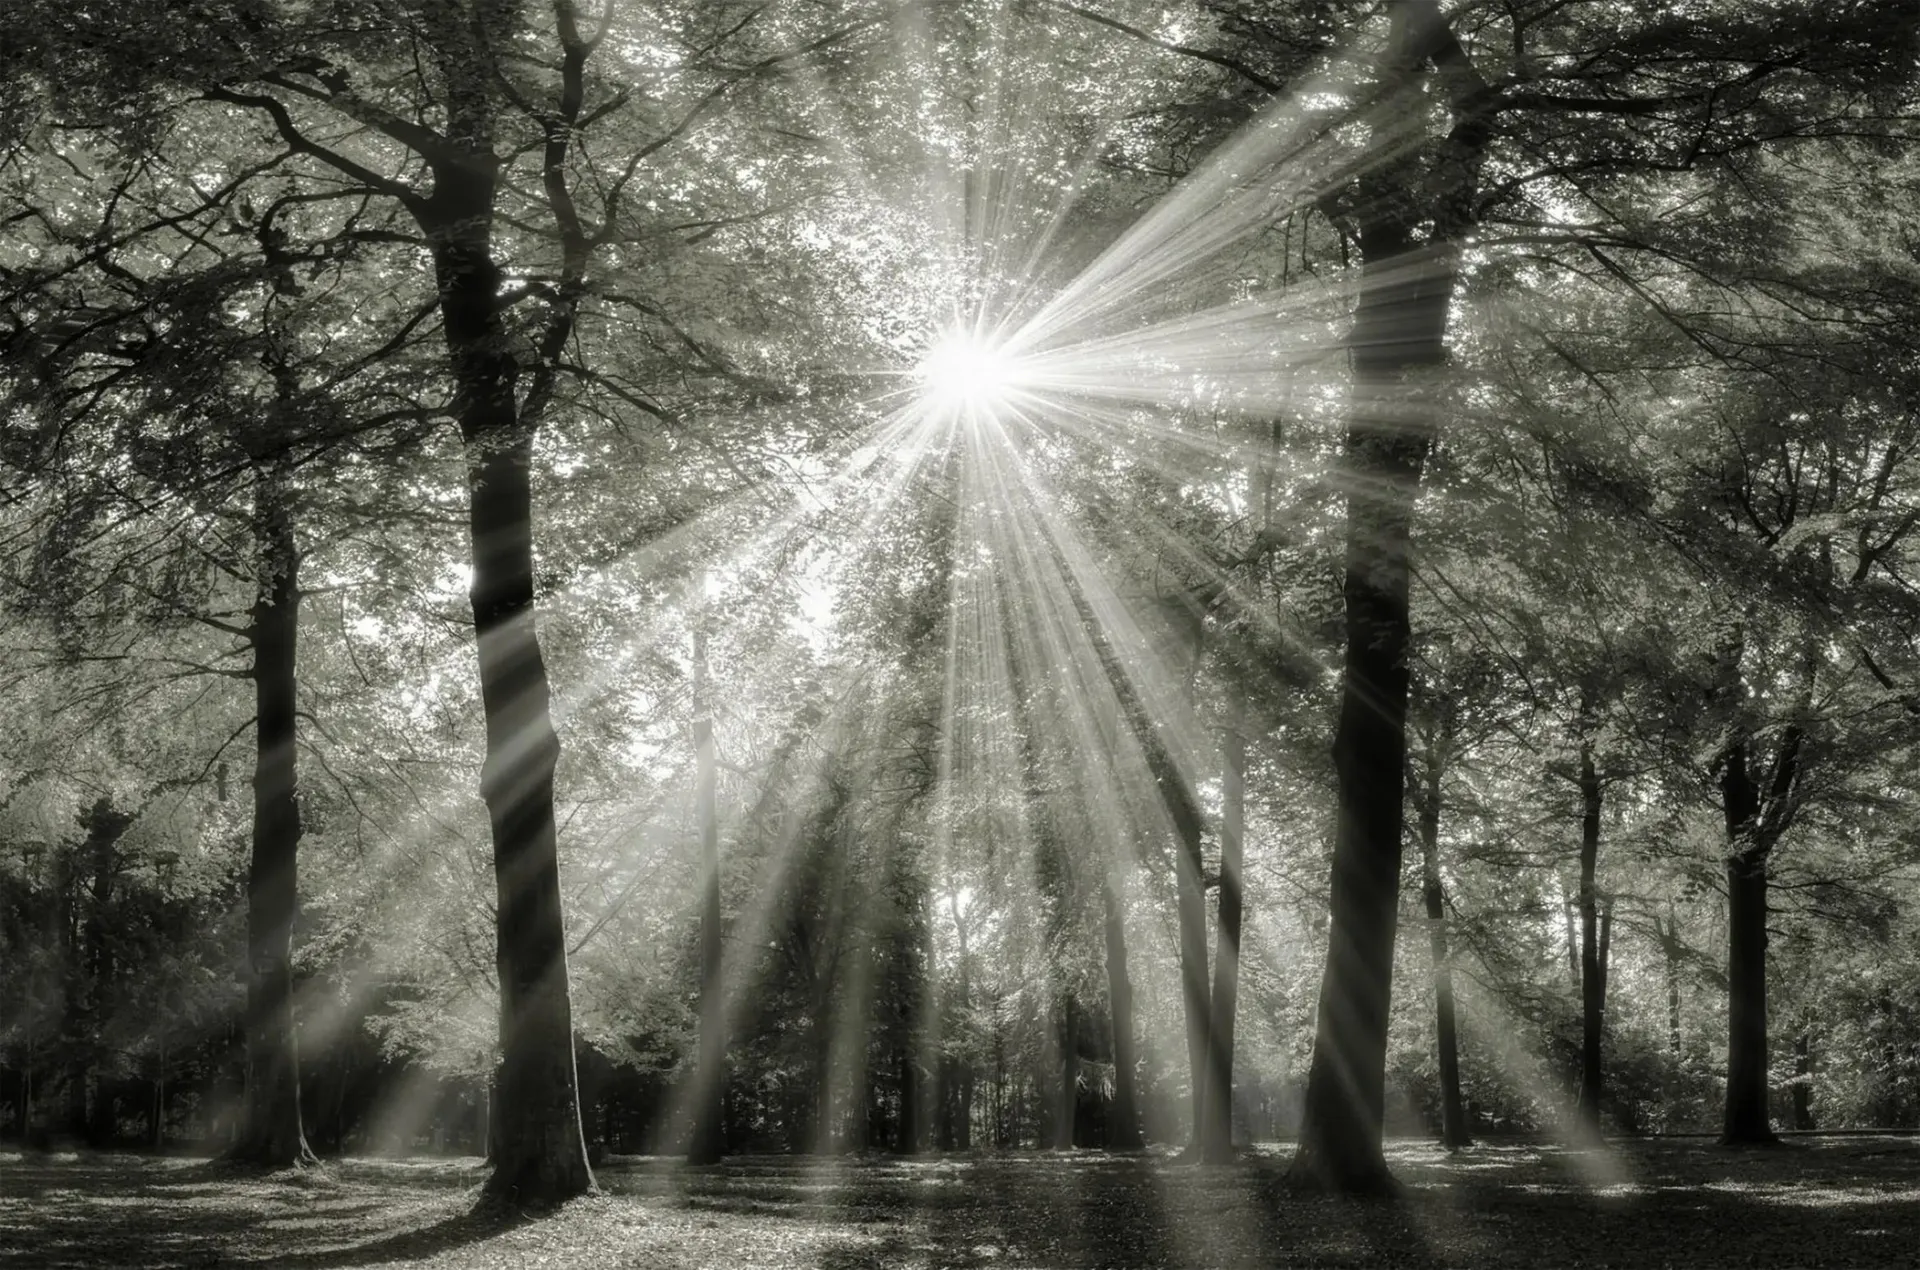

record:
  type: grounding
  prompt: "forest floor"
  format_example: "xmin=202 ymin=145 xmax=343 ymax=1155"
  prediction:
xmin=3 ymin=1136 xmax=1918 ymax=1268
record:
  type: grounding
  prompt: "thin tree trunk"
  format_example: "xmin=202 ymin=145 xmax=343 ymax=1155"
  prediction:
xmin=1055 ymin=994 xmax=1077 ymax=1150
xmin=1203 ymin=723 xmax=1246 ymax=1163
xmin=1102 ymin=877 xmax=1143 ymax=1150
xmin=1576 ymin=728 xmax=1606 ymax=1130
xmin=1723 ymin=851 xmax=1774 ymax=1143
xmin=1662 ymin=906 xmax=1683 ymax=1057
xmin=1416 ymin=702 xmax=1469 ymax=1149
xmin=991 ymin=1011 xmax=1006 ymax=1147
xmin=1564 ymin=889 xmax=1580 ymax=987
xmin=933 ymin=1057 xmax=953 ymax=1152
xmin=150 ymin=1069 xmax=165 ymax=1151
xmin=1792 ymin=1029 xmax=1814 ymax=1130
xmin=950 ymin=892 xmax=976 ymax=1152
xmin=80 ymin=808 xmax=120 ymax=1147
xmin=899 ymin=1040 xmax=920 ymax=1152
xmin=65 ymin=1062 xmax=86 ymax=1142
xmin=811 ymin=1020 xmax=835 ymax=1154
xmin=150 ymin=1036 xmax=167 ymax=1151
xmin=1720 ymin=732 xmax=1787 ymax=1147
xmin=18 ymin=1040 xmax=29 ymax=1146
xmin=688 ymin=619 xmax=725 ymax=1165
xmin=849 ymin=1047 xmax=870 ymax=1151
xmin=228 ymin=468 xmax=315 ymax=1168
xmin=1720 ymin=716 xmax=1803 ymax=1147
xmin=57 ymin=858 xmax=88 ymax=1143
xmin=958 ymin=1062 xmax=974 ymax=1150
xmin=1170 ymin=756 xmax=1211 ymax=1155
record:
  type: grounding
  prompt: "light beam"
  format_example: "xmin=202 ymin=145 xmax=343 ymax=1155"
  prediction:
xmin=916 ymin=327 xmax=1024 ymax=419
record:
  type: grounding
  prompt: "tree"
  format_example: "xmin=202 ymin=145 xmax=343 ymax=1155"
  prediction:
xmin=687 ymin=615 xmax=726 ymax=1165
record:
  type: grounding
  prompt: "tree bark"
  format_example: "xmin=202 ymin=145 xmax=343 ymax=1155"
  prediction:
xmin=949 ymin=892 xmax=976 ymax=1151
xmin=1416 ymin=703 xmax=1469 ymax=1150
xmin=1202 ymin=723 xmax=1246 ymax=1163
xmin=1102 ymin=876 xmax=1144 ymax=1150
xmin=150 ymin=1065 xmax=166 ymax=1150
xmin=1055 ymin=993 xmax=1077 ymax=1150
xmin=1720 ymin=733 xmax=1786 ymax=1146
xmin=810 ymin=1020 xmax=835 ymax=1154
xmin=899 ymin=1038 xmax=921 ymax=1152
xmin=1289 ymin=23 xmax=1460 ymax=1199
xmin=688 ymin=620 xmax=725 ymax=1165
xmin=79 ymin=802 xmax=124 ymax=1147
xmin=1576 ymin=730 xmax=1606 ymax=1131
xmin=1289 ymin=0 xmax=1484 ymax=1194
xmin=1563 ymin=890 xmax=1580 ymax=987
xmin=1722 ymin=850 xmax=1774 ymax=1144
xmin=1167 ymin=752 xmax=1212 ymax=1155
xmin=227 ymin=468 xmax=315 ymax=1169
xmin=1791 ymin=1029 xmax=1814 ymax=1130
xmin=1661 ymin=905 xmax=1683 ymax=1057
xmin=933 ymin=1057 xmax=954 ymax=1151
xmin=957 ymin=1061 xmax=974 ymax=1149
xmin=426 ymin=140 xmax=594 ymax=1199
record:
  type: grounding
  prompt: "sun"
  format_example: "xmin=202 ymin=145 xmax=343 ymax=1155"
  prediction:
xmin=916 ymin=327 xmax=1023 ymax=418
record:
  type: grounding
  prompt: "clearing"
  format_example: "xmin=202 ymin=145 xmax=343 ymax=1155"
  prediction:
xmin=3 ymin=1138 xmax=1917 ymax=1268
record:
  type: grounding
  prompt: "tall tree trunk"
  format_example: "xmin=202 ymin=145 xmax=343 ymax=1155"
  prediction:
xmin=1576 ymin=731 xmax=1606 ymax=1131
xmin=80 ymin=803 xmax=122 ymax=1147
xmin=933 ymin=1057 xmax=953 ymax=1151
xmin=957 ymin=1062 xmax=974 ymax=1150
xmin=688 ymin=620 xmax=725 ymax=1165
xmin=1203 ymin=723 xmax=1246 ymax=1163
xmin=1662 ymin=905 xmax=1683 ymax=1057
xmin=18 ymin=1040 xmax=31 ymax=1145
xmin=849 ymin=1047 xmax=871 ymax=1151
xmin=1289 ymin=0 xmax=1489 ymax=1192
xmin=57 ymin=860 xmax=88 ymax=1142
xmin=1722 ymin=851 xmax=1773 ymax=1143
xmin=150 ymin=1064 xmax=165 ymax=1150
xmin=431 ymin=151 xmax=594 ymax=1198
xmin=811 ymin=1018 xmax=835 ymax=1154
xmin=899 ymin=1040 xmax=920 ymax=1152
xmin=1563 ymin=889 xmax=1580 ymax=987
xmin=1720 ymin=734 xmax=1783 ymax=1146
xmin=949 ymin=892 xmax=976 ymax=1152
xmin=1102 ymin=877 xmax=1143 ymax=1150
xmin=1055 ymin=993 xmax=1077 ymax=1150
xmin=1720 ymin=718 xmax=1803 ymax=1147
xmin=1168 ymin=752 xmax=1211 ymax=1155
xmin=64 ymin=1063 xmax=86 ymax=1142
xmin=1667 ymin=960 xmax=1682 ymax=1058
xmin=1290 ymin=19 xmax=1461 ymax=1197
xmin=1791 ymin=1029 xmax=1814 ymax=1130
xmin=1416 ymin=707 xmax=1469 ymax=1150
xmin=990 ymin=1011 xmax=1006 ymax=1147
xmin=227 ymin=467 xmax=315 ymax=1168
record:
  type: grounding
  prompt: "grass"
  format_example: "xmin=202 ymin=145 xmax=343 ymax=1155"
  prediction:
xmin=3 ymin=1137 xmax=1918 ymax=1267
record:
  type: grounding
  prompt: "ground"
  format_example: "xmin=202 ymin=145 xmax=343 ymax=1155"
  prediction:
xmin=3 ymin=1138 xmax=1917 ymax=1268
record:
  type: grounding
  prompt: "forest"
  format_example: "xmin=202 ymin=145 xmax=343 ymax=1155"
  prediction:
xmin=3 ymin=1 xmax=1920 ymax=1267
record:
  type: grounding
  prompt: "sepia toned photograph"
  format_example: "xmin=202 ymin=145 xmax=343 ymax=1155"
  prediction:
xmin=2 ymin=2 xmax=1919 ymax=1265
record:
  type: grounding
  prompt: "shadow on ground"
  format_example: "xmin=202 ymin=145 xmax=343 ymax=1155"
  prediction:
xmin=4 ymin=1138 xmax=1919 ymax=1267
